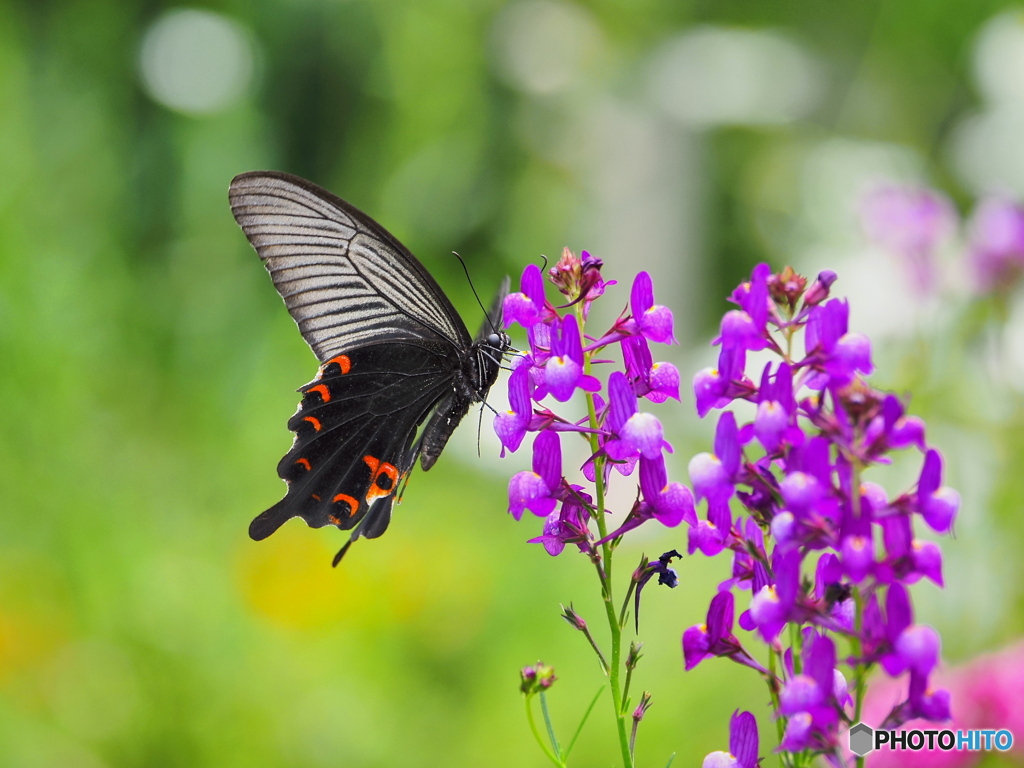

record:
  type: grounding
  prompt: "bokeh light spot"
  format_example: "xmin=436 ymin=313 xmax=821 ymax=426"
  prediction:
xmin=490 ymin=0 xmax=602 ymax=95
xmin=648 ymin=26 xmax=822 ymax=128
xmin=138 ymin=8 xmax=255 ymax=115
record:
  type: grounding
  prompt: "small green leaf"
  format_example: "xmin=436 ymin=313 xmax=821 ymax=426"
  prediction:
xmin=563 ymin=685 xmax=605 ymax=760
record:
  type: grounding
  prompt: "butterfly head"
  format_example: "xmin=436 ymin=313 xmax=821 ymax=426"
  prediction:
xmin=485 ymin=331 xmax=512 ymax=354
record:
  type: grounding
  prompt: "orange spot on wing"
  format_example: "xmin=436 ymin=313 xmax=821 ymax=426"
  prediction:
xmin=307 ymin=384 xmax=331 ymax=403
xmin=311 ymin=494 xmax=321 ymax=501
xmin=365 ymin=460 xmax=399 ymax=502
xmin=363 ymin=455 xmax=380 ymax=474
xmin=332 ymin=494 xmax=359 ymax=517
xmin=303 ymin=415 xmax=322 ymax=431
xmin=296 ymin=457 xmax=311 ymax=471
xmin=317 ymin=354 xmax=352 ymax=379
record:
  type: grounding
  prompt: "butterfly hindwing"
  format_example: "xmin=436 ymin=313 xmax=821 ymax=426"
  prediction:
xmin=249 ymin=342 xmax=459 ymax=541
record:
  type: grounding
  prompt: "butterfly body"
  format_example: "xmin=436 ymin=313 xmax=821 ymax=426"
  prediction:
xmin=229 ymin=171 xmax=509 ymax=558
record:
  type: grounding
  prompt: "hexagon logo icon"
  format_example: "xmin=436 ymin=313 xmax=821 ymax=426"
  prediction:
xmin=849 ymin=722 xmax=874 ymax=757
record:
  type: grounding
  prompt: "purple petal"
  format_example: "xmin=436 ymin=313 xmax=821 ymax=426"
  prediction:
xmin=494 ymin=410 xmax=527 ymax=453
xmin=911 ymin=539 xmax=944 ymax=586
xmin=718 ymin=310 xmax=764 ymax=351
xmin=694 ymin=367 xmax=725 ymax=418
xmin=630 ymin=271 xmax=654 ymax=316
xmin=714 ymin=411 xmax=741 ymax=477
xmin=640 ymin=304 xmax=676 ymax=344
xmin=621 ymin=412 xmax=666 ymax=459
xmin=840 ymin=534 xmax=873 ymax=583
xmin=687 ymin=452 xmax=732 ymax=503
xmin=653 ymin=482 xmax=696 ymax=528
xmin=648 ymin=361 xmax=681 ymax=402
xmin=754 ymin=400 xmax=787 ymax=453
xmin=546 ymin=355 xmax=583 ymax=401
xmin=683 ymin=624 xmax=710 ymax=670
xmin=896 ymin=624 xmax=940 ymax=675
xmin=532 ymin=431 xmax=562 ymax=490
xmin=508 ymin=471 xmax=553 ymax=520
xmin=922 ymin=487 xmax=959 ymax=533
xmin=779 ymin=674 xmax=822 ymax=715
xmin=608 ymin=371 xmax=639 ymax=431
xmin=729 ymin=710 xmax=759 ymax=768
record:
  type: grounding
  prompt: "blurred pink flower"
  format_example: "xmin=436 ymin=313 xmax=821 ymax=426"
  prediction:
xmin=966 ymin=197 xmax=1024 ymax=294
xmin=849 ymin=641 xmax=1024 ymax=767
xmin=860 ymin=184 xmax=956 ymax=296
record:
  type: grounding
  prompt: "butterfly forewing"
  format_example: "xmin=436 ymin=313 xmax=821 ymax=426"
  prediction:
xmin=229 ymin=172 xmax=470 ymax=360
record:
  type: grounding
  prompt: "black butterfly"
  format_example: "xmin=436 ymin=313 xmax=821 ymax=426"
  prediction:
xmin=229 ymin=171 xmax=511 ymax=564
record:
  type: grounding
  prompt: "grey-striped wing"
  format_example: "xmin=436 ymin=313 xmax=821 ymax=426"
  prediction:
xmin=229 ymin=171 xmax=471 ymax=361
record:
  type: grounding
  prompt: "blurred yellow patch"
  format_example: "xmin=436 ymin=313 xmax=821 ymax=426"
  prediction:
xmin=234 ymin=521 xmax=491 ymax=644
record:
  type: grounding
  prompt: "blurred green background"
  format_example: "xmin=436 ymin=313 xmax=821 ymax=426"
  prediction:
xmin=4 ymin=0 xmax=1024 ymax=765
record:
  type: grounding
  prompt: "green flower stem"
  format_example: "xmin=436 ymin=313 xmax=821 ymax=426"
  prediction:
xmin=621 ymin=662 xmax=635 ymax=714
xmin=526 ymin=695 xmax=564 ymax=768
xmin=767 ymin=650 xmax=789 ymax=767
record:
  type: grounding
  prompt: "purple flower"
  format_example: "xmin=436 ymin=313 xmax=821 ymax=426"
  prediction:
xmin=639 ymin=454 xmax=696 ymax=528
xmin=508 ymin=431 xmax=562 ymax=520
xmin=547 ymin=248 xmax=613 ymax=316
xmin=688 ymin=498 xmax=731 ymax=557
xmin=630 ymin=271 xmax=676 ymax=344
xmin=702 ymin=710 xmax=759 ymax=768
xmin=803 ymin=270 xmax=837 ymax=307
xmin=545 ymin=314 xmax=601 ymax=402
xmin=528 ymin=488 xmax=593 ymax=556
xmin=694 ymin=347 xmax=754 ymax=418
xmin=503 ymin=264 xmax=556 ymax=327
xmin=805 ymin=299 xmax=873 ymax=385
xmin=966 ymin=196 xmax=1024 ymax=293
xmin=860 ymin=184 xmax=955 ymax=295
xmin=715 ymin=263 xmax=770 ymax=352
xmin=494 ymin=363 xmax=532 ymax=454
xmin=622 ymin=336 xmax=680 ymax=403
xmin=916 ymin=449 xmax=959 ymax=533
xmin=604 ymin=372 xmax=671 ymax=462
xmin=748 ymin=549 xmax=801 ymax=643
xmin=683 ymin=591 xmax=766 ymax=674
xmin=688 ymin=411 xmax=741 ymax=504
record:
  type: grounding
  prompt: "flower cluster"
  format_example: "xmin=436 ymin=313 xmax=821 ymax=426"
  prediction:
xmin=861 ymin=183 xmax=1024 ymax=297
xmin=498 ymin=249 xmax=695 ymax=768
xmin=499 ymin=248 xmax=694 ymax=556
xmin=684 ymin=264 xmax=959 ymax=764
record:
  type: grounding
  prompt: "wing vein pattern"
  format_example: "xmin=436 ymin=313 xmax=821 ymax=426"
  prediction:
xmin=229 ymin=172 xmax=469 ymax=361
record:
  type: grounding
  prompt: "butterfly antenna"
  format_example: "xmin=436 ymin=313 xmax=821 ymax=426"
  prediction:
xmin=476 ymin=402 xmax=484 ymax=458
xmin=452 ymin=251 xmax=496 ymax=333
